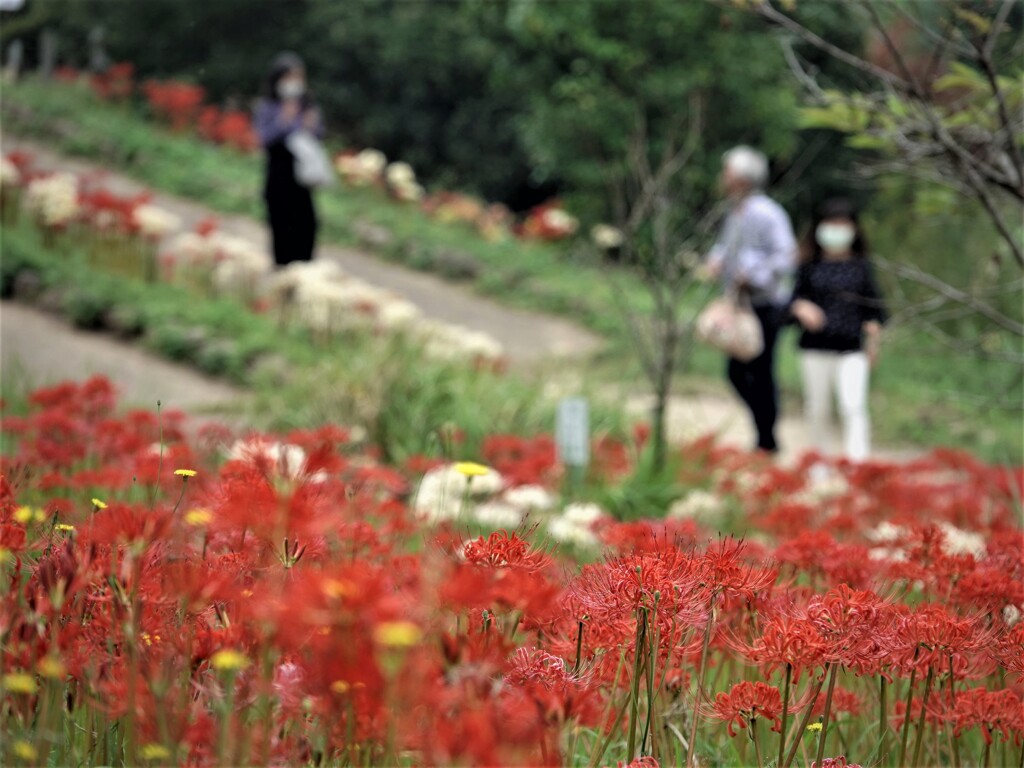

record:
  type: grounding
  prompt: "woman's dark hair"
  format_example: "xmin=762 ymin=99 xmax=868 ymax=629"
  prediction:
xmin=799 ymin=197 xmax=870 ymax=264
xmin=265 ymin=51 xmax=305 ymax=101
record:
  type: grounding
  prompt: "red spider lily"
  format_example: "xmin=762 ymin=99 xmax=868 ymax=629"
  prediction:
xmin=482 ymin=434 xmax=558 ymax=487
xmin=811 ymin=686 xmax=863 ymax=719
xmin=90 ymin=62 xmax=134 ymax=101
xmin=143 ymin=79 xmax=206 ymax=131
xmin=504 ymin=646 xmax=602 ymax=727
xmin=811 ymin=759 xmax=863 ymax=768
xmin=568 ymin=548 xmax=707 ymax=631
xmin=994 ymin=623 xmax=1024 ymax=682
xmin=78 ymin=186 xmax=152 ymax=234
xmin=519 ymin=200 xmax=578 ymax=242
xmin=699 ymin=537 xmax=778 ymax=604
xmin=889 ymin=603 xmax=993 ymax=680
xmin=217 ymin=109 xmax=258 ymax=152
xmin=710 ymin=680 xmax=784 ymax=737
xmin=746 ymin=612 xmax=829 ymax=683
xmin=460 ymin=529 xmax=551 ymax=571
xmin=596 ymin=518 xmax=700 ymax=554
xmin=952 ymin=686 xmax=1024 ymax=745
xmin=806 ymin=584 xmax=894 ymax=675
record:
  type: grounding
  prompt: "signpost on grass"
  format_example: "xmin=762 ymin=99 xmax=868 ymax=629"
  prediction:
xmin=556 ymin=397 xmax=589 ymax=495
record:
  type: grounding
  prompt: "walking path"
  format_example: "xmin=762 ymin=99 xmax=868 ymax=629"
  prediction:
xmin=1 ymin=300 xmax=242 ymax=416
xmin=1 ymin=136 xmax=602 ymax=366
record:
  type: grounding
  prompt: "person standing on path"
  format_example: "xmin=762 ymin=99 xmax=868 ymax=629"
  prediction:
xmin=790 ymin=197 xmax=888 ymax=463
xmin=705 ymin=146 xmax=797 ymax=454
xmin=254 ymin=52 xmax=324 ymax=267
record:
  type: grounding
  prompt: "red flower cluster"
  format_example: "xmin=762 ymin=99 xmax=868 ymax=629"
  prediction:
xmin=1 ymin=377 xmax=1021 ymax=767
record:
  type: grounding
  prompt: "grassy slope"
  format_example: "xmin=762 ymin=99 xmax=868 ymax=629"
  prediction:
xmin=2 ymin=79 xmax=1020 ymax=462
xmin=2 ymin=218 xmax=632 ymax=464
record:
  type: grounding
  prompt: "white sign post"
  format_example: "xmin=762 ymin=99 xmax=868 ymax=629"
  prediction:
xmin=556 ymin=397 xmax=589 ymax=492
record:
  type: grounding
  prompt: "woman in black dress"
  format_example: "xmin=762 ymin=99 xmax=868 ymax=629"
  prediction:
xmin=253 ymin=52 xmax=324 ymax=267
xmin=790 ymin=198 xmax=888 ymax=463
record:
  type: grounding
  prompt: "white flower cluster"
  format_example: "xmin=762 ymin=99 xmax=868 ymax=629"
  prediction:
xmin=24 ymin=172 xmax=79 ymax=227
xmin=413 ymin=463 xmax=505 ymax=524
xmin=267 ymin=260 xmax=505 ymax=364
xmin=543 ymin=209 xmax=579 ymax=236
xmin=546 ymin=502 xmax=605 ymax=549
xmin=335 ymin=149 xmax=387 ymax=186
xmin=0 ymin=156 xmax=21 ymax=187
xmin=590 ymin=223 xmax=624 ymax=250
xmin=269 ymin=259 xmax=423 ymax=334
xmin=936 ymin=521 xmax=987 ymax=559
xmin=226 ymin=437 xmax=328 ymax=482
xmin=133 ymin=203 xmax=182 ymax=239
xmin=163 ymin=230 xmax=272 ymax=296
xmin=385 ymin=162 xmax=424 ymax=202
xmin=417 ymin=319 xmax=505 ymax=366
xmin=668 ymin=490 xmax=725 ymax=523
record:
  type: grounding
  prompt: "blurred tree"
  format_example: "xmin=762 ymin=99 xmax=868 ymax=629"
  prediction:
xmin=505 ymin=0 xmax=801 ymax=224
xmin=745 ymin=0 xmax=1023 ymax=368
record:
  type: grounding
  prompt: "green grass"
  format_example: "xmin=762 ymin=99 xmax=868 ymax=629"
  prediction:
xmin=3 ymin=78 xmax=1021 ymax=462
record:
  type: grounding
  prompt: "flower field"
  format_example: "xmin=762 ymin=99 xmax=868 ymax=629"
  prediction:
xmin=1 ymin=378 xmax=1021 ymax=767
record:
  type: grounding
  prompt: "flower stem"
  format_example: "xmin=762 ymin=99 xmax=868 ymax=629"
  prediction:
xmin=948 ymin=653 xmax=960 ymax=768
xmin=685 ymin=605 xmax=715 ymax=768
xmin=783 ymin=664 xmax=828 ymax=768
xmin=573 ymin=620 xmax=585 ymax=674
xmin=626 ymin=609 xmax=647 ymax=762
xmin=777 ymin=663 xmax=792 ymax=768
xmin=912 ymin=664 xmax=935 ymax=768
xmin=897 ymin=664 xmax=918 ymax=768
xmin=751 ymin=716 xmax=764 ymax=768
xmin=877 ymin=675 xmax=888 ymax=766
xmin=815 ymin=662 xmax=839 ymax=768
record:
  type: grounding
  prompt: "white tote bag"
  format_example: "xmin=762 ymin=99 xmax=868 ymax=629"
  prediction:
xmin=286 ymin=130 xmax=335 ymax=188
xmin=695 ymin=294 xmax=764 ymax=362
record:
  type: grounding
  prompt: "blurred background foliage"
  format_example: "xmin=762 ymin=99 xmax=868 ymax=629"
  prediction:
xmin=2 ymin=0 xmax=871 ymax=223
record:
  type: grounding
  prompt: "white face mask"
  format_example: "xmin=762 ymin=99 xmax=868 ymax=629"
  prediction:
xmin=815 ymin=222 xmax=856 ymax=254
xmin=277 ymin=79 xmax=305 ymax=100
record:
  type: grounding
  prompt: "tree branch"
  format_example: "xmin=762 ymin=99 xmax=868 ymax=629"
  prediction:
xmin=756 ymin=0 xmax=913 ymax=90
xmin=875 ymin=256 xmax=1024 ymax=336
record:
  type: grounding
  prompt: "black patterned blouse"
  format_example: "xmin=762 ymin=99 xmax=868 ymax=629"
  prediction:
xmin=790 ymin=259 xmax=888 ymax=352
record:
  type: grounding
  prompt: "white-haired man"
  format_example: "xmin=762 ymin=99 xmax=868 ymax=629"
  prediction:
xmin=705 ymin=146 xmax=796 ymax=454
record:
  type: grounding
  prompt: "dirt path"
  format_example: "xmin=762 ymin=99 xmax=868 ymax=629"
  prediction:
xmin=1 ymin=300 xmax=242 ymax=418
xmin=1 ymin=136 xmax=602 ymax=366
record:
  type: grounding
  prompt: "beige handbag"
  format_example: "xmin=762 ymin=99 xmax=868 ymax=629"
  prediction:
xmin=695 ymin=293 xmax=764 ymax=362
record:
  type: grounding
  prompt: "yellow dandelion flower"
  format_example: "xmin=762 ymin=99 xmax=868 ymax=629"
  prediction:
xmin=3 ymin=672 xmax=38 ymax=694
xmin=13 ymin=741 xmax=37 ymax=761
xmin=91 ymin=498 xmax=108 ymax=510
xmin=373 ymin=620 xmax=423 ymax=648
xmin=210 ymin=649 xmax=250 ymax=671
xmin=174 ymin=468 xmax=197 ymax=478
xmin=184 ymin=508 xmax=212 ymax=526
xmin=330 ymin=680 xmax=350 ymax=694
xmin=13 ymin=506 xmax=34 ymax=524
xmin=139 ymin=743 xmax=171 ymax=761
xmin=38 ymin=656 xmax=66 ymax=679
xmin=453 ymin=461 xmax=490 ymax=478
xmin=55 ymin=523 xmax=76 ymax=533
xmin=806 ymin=722 xmax=823 ymax=732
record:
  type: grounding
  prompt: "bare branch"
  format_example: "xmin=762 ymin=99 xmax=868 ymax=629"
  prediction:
xmin=875 ymin=256 xmax=1024 ymax=336
xmin=756 ymin=0 xmax=913 ymax=90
